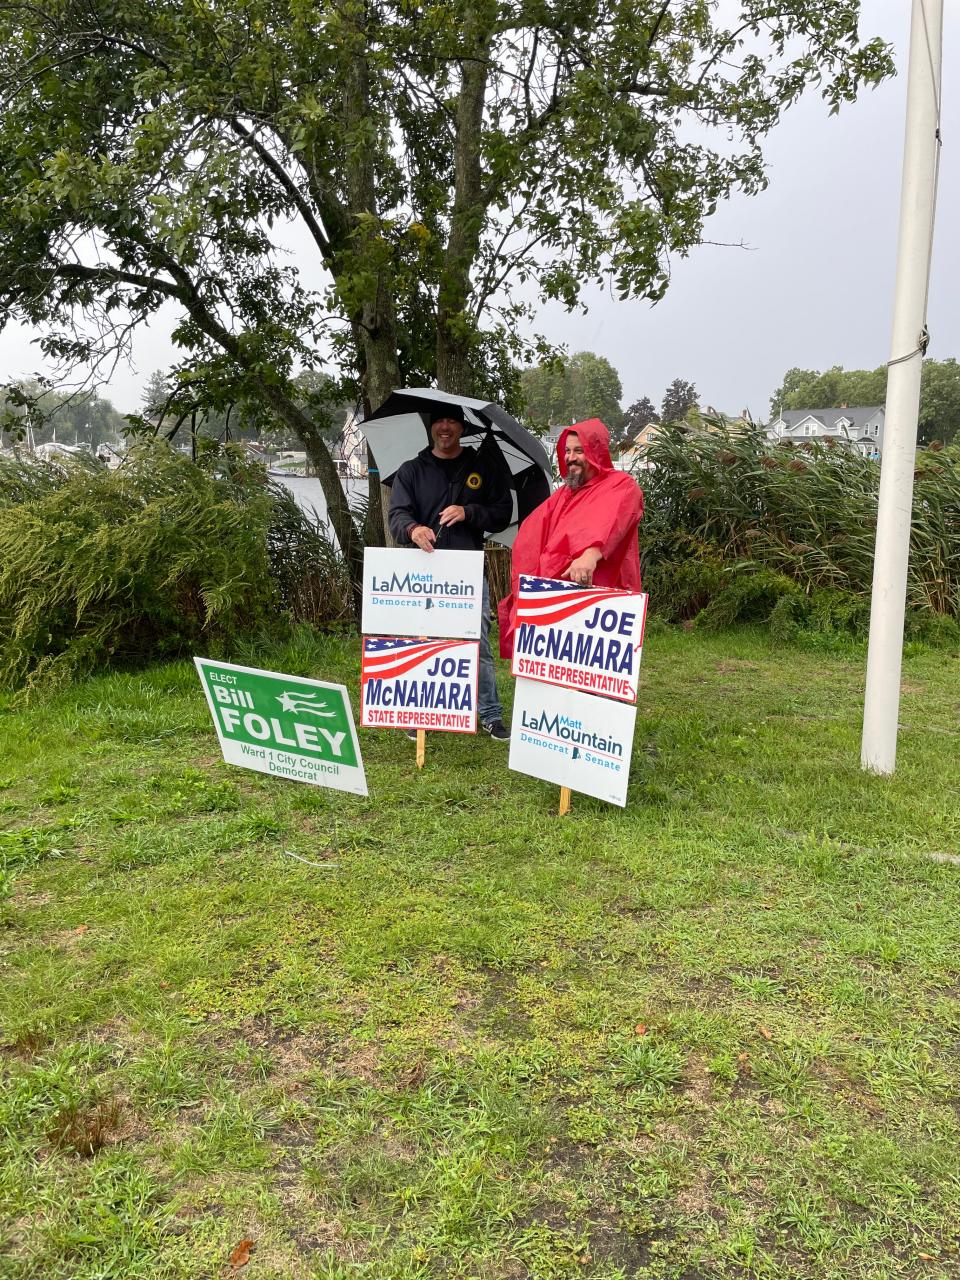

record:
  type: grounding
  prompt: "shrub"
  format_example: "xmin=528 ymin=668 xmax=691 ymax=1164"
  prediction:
xmin=640 ymin=531 xmax=728 ymax=623
xmin=0 ymin=442 xmax=281 ymax=689
xmin=695 ymin=567 xmax=801 ymax=632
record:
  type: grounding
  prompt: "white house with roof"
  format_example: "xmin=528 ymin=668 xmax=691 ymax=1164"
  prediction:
xmin=766 ymin=406 xmax=884 ymax=458
xmin=616 ymin=422 xmax=660 ymax=473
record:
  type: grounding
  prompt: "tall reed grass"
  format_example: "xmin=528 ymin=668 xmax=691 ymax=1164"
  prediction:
xmin=638 ymin=420 xmax=960 ymax=639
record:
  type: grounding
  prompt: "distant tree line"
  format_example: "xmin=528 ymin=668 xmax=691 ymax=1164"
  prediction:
xmin=771 ymin=359 xmax=960 ymax=445
xmin=139 ymin=370 xmax=352 ymax=452
xmin=520 ymin=352 xmax=626 ymax=443
xmin=520 ymin=358 xmax=701 ymax=451
xmin=621 ymin=379 xmax=701 ymax=445
xmin=0 ymin=382 xmax=126 ymax=447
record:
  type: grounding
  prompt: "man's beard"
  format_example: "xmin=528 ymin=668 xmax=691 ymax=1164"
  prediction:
xmin=565 ymin=467 xmax=586 ymax=491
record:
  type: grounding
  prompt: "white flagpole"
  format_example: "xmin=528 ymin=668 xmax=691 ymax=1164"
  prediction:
xmin=861 ymin=0 xmax=943 ymax=776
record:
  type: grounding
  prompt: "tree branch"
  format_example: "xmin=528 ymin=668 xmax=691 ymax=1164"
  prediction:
xmin=55 ymin=262 xmax=185 ymax=302
xmin=227 ymin=118 xmax=334 ymax=262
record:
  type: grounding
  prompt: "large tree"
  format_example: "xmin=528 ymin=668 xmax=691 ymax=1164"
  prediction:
xmin=770 ymin=364 xmax=886 ymax=415
xmin=771 ymin=359 xmax=960 ymax=444
xmin=521 ymin=351 xmax=625 ymax=440
xmin=0 ymin=0 xmax=893 ymax=594
xmin=622 ymin=395 xmax=659 ymax=446
xmin=661 ymin=378 xmax=699 ymax=425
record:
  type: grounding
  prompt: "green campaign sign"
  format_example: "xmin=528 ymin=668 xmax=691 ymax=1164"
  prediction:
xmin=194 ymin=658 xmax=367 ymax=795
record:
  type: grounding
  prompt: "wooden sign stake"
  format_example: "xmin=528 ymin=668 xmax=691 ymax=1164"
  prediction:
xmin=558 ymin=786 xmax=572 ymax=816
xmin=416 ymin=729 xmax=426 ymax=769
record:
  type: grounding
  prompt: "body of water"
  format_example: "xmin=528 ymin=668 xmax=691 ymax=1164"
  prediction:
xmin=273 ymin=474 xmax=368 ymax=531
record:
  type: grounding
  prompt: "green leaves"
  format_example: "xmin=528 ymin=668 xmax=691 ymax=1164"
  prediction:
xmin=0 ymin=442 xmax=283 ymax=689
xmin=0 ymin=0 xmax=895 ymax=486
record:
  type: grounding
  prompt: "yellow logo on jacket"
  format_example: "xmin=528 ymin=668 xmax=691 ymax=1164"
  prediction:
xmin=465 ymin=472 xmax=482 ymax=490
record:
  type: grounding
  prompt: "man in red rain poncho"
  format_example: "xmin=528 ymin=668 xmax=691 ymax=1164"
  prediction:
xmin=498 ymin=419 xmax=644 ymax=658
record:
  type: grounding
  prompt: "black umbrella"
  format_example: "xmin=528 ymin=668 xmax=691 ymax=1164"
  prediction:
xmin=357 ymin=387 xmax=552 ymax=546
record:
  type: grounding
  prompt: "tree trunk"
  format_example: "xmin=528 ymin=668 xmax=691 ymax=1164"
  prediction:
xmin=436 ymin=25 xmax=492 ymax=395
xmin=358 ymin=325 xmax=400 ymax=548
xmin=256 ymin=382 xmax=366 ymax=614
xmin=341 ymin=5 xmax=401 ymax=546
xmin=350 ymin=328 xmax=386 ymax=548
xmin=145 ymin=260 xmax=366 ymax=610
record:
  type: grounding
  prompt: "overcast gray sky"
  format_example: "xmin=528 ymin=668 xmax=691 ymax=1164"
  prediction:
xmin=1 ymin=0 xmax=954 ymax=423
xmin=540 ymin=0 xmax=958 ymax=421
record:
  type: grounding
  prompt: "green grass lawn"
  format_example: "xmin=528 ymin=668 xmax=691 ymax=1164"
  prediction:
xmin=2 ymin=625 xmax=959 ymax=1280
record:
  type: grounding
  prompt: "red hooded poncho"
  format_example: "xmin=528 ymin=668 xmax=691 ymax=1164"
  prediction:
xmin=498 ymin=418 xmax=644 ymax=657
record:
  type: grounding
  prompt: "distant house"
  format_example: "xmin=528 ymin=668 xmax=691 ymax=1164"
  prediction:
xmin=766 ymin=406 xmax=884 ymax=458
xmin=616 ymin=422 xmax=660 ymax=473
xmin=95 ymin=442 xmax=123 ymax=469
xmin=332 ymin=411 xmax=368 ymax=478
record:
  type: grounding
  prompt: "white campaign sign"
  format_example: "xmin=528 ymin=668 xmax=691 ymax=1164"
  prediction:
xmin=361 ymin=637 xmax=479 ymax=733
xmin=508 ymin=677 xmax=637 ymax=808
xmin=362 ymin=547 xmax=485 ymax=639
xmin=511 ymin=576 xmax=648 ymax=704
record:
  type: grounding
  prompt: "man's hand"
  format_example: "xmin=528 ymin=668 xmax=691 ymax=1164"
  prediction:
xmin=438 ymin=504 xmax=466 ymax=527
xmin=410 ymin=525 xmax=437 ymax=553
xmin=562 ymin=547 xmax=602 ymax=586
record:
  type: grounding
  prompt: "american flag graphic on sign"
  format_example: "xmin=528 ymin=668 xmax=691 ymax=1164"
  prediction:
xmin=517 ymin=576 xmax=637 ymax=627
xmin=362 ymin=636 xmax=463 ymax=680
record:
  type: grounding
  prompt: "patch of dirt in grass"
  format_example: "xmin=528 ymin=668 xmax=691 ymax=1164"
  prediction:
xmin=45 ymin=1094 xmax=126 ymax=1157
xmin=683 ymin=1057 xmax=717 ymax=1113
xmin=9 ymin=888 xmax=53 ymax=909
xmin=611 ymin=895 xmax=657 ymax=919
xmin=662 ymin=973 xmax=730 ymax=1008
xmin=267 ymin=1130 xmax=405 ymax=1267
xmin=1 ymin=1026 xmax=53 ymax=1058
xmin=86 ymin=1015 xmax=140 ymax=1055
xmin=268 ymin=1130 xmax=347 ymax=1261
xmin=228 ymin=1238 xmax=315 ymax=1280
xmin=675 ymin=1180 xmax=717 ymax=1219
xmin=452 ymin=983 xmax=483 ymax=1012
xmin=464 ymin=967 xmax=533 ymax=1040
xmin=589 ymin=1212 xmax=671 ymax=1272
xmin=334 ymin=1041 xmax=382 ymax=1084
xmin=542 ymin=1133 xmax=593 ymax=1178
xmin=49 ymin=925 xmax=97 ymax=949
xmin=522 ymin=1179 xmax=672 ymax=1276
xmin=239 ymin=1014 xmax=330 ymax=1056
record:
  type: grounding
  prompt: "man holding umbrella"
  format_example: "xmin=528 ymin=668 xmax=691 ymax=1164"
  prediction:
xmin=388 ymin=404 xmax=513 ymax=740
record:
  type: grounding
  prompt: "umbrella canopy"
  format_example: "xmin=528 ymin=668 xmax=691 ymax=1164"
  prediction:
xmin=358 ymin=387 xmax=552 ymax=547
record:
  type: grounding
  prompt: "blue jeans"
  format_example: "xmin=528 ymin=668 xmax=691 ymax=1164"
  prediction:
xmin=478 ymin=579 xmax=504 ymax=724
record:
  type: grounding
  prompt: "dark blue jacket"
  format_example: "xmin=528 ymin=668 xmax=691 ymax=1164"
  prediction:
xmin=387 ymin=446 xmax=512 ymax=550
